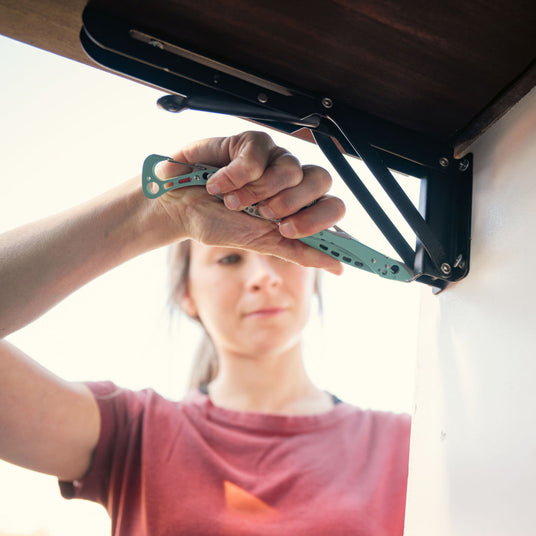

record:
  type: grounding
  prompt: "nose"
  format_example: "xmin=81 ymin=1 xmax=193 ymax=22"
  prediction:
xmin=246 ymin=255 xmax=283 ymax=292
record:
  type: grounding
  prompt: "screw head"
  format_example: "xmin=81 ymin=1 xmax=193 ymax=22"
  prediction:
xmin=321 ymin=97 xmax=333 ymax=109
xmin=439 ymin=157 xmax=450 ymax=168
xmin=257 ymin=93 xmax=268 ymax=104
xmin=441 ymin=263 xmax=452 ymax=275
xmin=458 ymin=158 xmax=470 ymax=172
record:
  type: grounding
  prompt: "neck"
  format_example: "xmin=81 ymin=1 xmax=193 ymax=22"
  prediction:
xmin=207 ymin=340 xmax=333 ymax=415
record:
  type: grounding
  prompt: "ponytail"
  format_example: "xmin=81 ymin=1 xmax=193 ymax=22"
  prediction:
xmin=187 ymin=331 xmax=219 ymax=390
xmin=168 ymin=240 xmax=219 ymax=390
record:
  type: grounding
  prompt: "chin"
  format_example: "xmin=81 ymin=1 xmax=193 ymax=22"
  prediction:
xmin=243 ymin=334 xmax=303 ymax=359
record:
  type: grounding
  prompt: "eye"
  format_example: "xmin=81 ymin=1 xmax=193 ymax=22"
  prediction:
xmin=218 ymin=253 xmax=242 ymax=265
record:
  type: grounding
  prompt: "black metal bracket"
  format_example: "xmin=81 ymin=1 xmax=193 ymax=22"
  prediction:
xmin=80 ymin=4 xmax=473 ymax=292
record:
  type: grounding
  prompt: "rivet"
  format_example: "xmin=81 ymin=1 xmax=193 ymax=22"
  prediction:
xmin=441 ymin=263 xmax=452 ymax=275
xmin=321 ymin=97 xmax=333 ymax=109
xmin=257 ymin=93 xmax=269 ymax=104
xmin=439 ymin=157 xmax=450 ymax=168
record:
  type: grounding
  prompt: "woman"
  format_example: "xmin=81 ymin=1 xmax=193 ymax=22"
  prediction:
xmin=0 ymin=131 xmax=410 ymax=535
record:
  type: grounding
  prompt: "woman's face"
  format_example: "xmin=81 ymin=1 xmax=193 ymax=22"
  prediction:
xmin=180 ymin=243 xmax=316 ymax=359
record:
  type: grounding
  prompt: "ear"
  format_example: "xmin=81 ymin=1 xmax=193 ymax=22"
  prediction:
xmin=178 ymin=289 xmax=199 ymax=319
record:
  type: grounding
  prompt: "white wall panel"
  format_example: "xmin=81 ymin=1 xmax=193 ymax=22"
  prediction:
xmin=405 ymin=87 xmax=536 ymax=535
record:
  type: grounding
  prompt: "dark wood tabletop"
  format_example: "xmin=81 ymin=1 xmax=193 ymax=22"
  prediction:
xmin=1 ymin=0 xmax=535 ymax=154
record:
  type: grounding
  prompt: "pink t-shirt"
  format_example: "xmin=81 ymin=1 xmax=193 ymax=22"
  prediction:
xmin=60 ymin=382 xmax=410 ymax=535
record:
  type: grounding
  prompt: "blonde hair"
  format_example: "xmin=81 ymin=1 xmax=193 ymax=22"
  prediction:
xmin=168 ymin=240 xmax=219 ymax=390
xmin=168 ymin=240 xmax=322 ymax=391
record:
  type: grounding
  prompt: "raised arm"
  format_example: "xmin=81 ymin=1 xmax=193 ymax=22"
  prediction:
xmin=1 ymin=131 xmax=343 ymax=337
xmin=0 ymin=131 xmax=345 ymax=481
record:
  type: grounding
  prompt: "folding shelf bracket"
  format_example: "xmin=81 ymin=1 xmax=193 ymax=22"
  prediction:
xmin=80 ymin=4 xmax=473 ymax=291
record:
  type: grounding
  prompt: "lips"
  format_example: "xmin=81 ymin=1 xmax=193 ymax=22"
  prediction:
xmin=244 ymin=307 xmax=288 ymax=319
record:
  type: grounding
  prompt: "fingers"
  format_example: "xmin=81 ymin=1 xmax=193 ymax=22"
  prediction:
xmin=218 ymin=152 xmax=302 ymax=210
xmin=217 ymin=215 xmax=344 ymax=275
xmin=165 ymin=130 xmax=346 ymax=269
xmin=206 ymin=132 xmax=286 ymax=195
xmin=279 ymin=195 xmax=346 ymax=238
xmin=168 ymin=131 xmax=338 ymax=219
xmin=255 ymin=164 xmax=332 ymax=219
xmin=172 ymin=131 xmax=282 ymax=192
xmin=177 ymin=188 xmax=343 ymax=275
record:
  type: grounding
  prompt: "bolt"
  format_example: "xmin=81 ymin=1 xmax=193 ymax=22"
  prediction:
xmin=458 ymin=158 xmax=470 ymax=172
xmin=439 ymin=157 xmax=450 ymax=168
xmin=441 ymin=263 xmax=452 ymax=275
xmin=257 ymin=93 xmax=268 ymax=104
xmin=321 ymin=97 xmax=333 ymax=109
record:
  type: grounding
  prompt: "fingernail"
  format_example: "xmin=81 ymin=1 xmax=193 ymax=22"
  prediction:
xmin=206 ymin=181 xmax=221 ymax=195
xmin=258 ymin=204 xmax=275 ymax=220
xmin=225 ymin=193 xmax=240 ymax=210
xmin=279 ymin=221 xmax=296 ymax=238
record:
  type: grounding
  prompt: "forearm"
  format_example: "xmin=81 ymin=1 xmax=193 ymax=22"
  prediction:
xmin=0 ymin=176 xmax=184 ymax=337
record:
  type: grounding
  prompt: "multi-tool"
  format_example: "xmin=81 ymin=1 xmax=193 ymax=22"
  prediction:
xmin=142 ymin=154 xmax=414 ymax=282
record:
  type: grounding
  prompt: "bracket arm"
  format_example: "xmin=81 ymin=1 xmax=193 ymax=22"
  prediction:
xmin=312 ymin=131 xmax=415 ymax=269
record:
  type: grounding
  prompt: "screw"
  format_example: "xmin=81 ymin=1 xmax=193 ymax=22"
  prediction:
xmin=439 ymin=157 xmax=449 ymax=168
xmin=321 ymin=97 xmax=333 ymax=109
xmin=458 ymin=158 xmax=470 ymax=172
xmin=257 ymin=93 xmax=268 ymax=104
xmin=441 ymin=263 xmax=452 ymax=275
xmin=453 ymin=254 xmax=466 ymax=270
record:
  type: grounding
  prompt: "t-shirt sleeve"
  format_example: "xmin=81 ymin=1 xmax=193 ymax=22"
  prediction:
xmin=58 ymin=381 xmax=146 ymax=507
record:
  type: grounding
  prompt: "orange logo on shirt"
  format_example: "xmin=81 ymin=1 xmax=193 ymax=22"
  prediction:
xmin=223 ymin=480 xmax=275 ymax=516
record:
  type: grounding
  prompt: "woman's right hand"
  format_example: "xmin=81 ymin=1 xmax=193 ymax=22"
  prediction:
xmin=155 ymin=131 xmax=345 ymax=274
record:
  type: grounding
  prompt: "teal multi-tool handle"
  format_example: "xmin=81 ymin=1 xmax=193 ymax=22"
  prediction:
xmin=142 ymin=154 xmax=414 ymax=282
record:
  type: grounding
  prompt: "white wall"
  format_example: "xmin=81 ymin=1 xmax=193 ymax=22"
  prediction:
xmin=405 ymin=86 xmax=536 ymax=535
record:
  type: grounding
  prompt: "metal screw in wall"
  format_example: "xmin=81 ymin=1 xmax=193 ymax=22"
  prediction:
xmin=458 ymin=158 xmax=470 ymax=172
xmin=453 ymin=254 xmax=466 ymax=270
